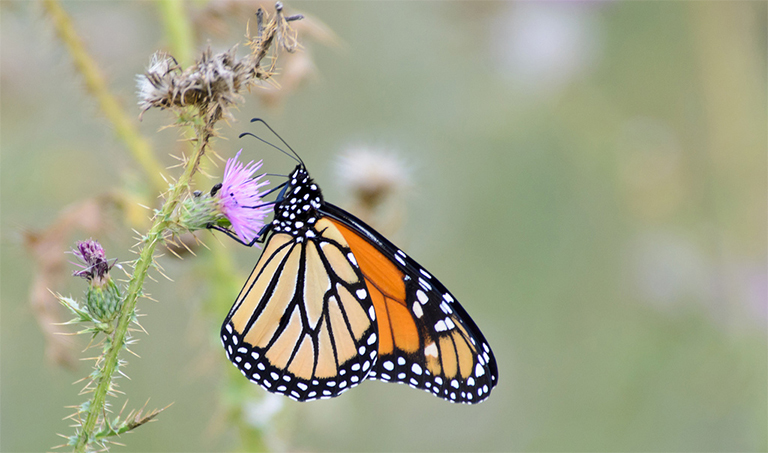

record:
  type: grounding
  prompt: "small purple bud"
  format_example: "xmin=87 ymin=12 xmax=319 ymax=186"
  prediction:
xmin=72 ymin=239 xmax=113 ymax=285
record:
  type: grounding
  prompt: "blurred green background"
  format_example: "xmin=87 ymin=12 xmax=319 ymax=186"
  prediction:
xmin=1 ymin=1 xmax=766 ymax=451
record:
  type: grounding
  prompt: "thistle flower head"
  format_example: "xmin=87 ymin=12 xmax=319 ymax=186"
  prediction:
xmin=217 ymin=150 xmax=271 ymax=244
xmin=72 ymin=239 xmax=114 ymax=286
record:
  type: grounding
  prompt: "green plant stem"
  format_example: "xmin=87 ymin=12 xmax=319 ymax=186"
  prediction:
xmin=73 ymin=125 xmax=210 ymax=453
xmin=43 ymin=0 xmax=166 ymax=194
xmin=157 ymin=0 xmax=195 ymax=67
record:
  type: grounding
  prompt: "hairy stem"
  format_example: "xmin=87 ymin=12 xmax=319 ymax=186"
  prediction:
xmin=73 ymin=123 xmax=210 ymax=453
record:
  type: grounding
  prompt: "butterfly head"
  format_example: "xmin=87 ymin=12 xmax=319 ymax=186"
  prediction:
xmin=272 ymin=165 xmax=324 ymax=236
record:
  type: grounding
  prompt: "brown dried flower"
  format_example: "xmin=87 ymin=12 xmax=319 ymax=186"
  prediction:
xmin=137 ymin=3 xmax=302 ymax=123
xmin=192 ymin=1 xmax=338 ymax=107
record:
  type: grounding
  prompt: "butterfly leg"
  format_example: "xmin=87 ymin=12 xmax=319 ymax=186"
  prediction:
xmin=208 ymin=223 xmax=273 ymax=247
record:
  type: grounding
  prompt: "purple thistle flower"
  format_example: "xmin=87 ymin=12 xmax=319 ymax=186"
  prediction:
xmin=218 ymin=150 xmax=271 ymax=244
xmin=72 ymin=239 xmax=114 ymax=285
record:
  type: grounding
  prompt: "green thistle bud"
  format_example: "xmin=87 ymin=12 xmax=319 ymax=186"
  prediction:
xmin=84 ymin=279 xmax=122 ymax=323
xmin=171 ymin=189 xmax=223 ymax=234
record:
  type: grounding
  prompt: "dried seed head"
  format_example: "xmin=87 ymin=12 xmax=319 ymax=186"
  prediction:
xmin=137 ymin=3 xmax=303 ymax=122
xmin=136 ymin=52 xmax=181 ymax=115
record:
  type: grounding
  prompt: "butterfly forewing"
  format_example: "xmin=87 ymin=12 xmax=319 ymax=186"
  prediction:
xmin=221 ymin=220 xmax=379 ymax=401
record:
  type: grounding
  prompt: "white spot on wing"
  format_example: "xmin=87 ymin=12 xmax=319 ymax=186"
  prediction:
xmin=412 ymin=302 xmax=423 ymax=318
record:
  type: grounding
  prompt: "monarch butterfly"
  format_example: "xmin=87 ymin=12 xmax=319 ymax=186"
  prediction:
xmin=214 ymin=121 xmax=498 ymax=404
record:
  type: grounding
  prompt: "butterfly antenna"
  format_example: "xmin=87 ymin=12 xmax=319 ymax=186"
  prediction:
xmin=250 ymin=118 xmax=305 ymax=167
xmin=238 ymin=132 xmax=300 ymax=165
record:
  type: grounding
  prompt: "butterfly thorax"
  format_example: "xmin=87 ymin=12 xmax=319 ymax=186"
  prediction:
xmin=272 ymin=166 xmax=323 ymax=237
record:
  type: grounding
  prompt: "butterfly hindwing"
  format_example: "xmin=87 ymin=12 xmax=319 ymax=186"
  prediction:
xmin=221 ymin=218 xmax=379 ymax=401
xmin=322 ymin=204 xmax=498 ymax=404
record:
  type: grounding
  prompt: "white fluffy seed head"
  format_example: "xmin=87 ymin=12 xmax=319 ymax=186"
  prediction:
xmin=335 ymin=146 xmax=412 ymax=209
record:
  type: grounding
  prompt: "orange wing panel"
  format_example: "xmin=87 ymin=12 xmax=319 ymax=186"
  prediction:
xmin=331 ymin=220 xmax=406 ymax=302
xmin=386 ymin=297 xmax=419 ymax=352
xmin=330 ymin=218 xmax=419 ymax=354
